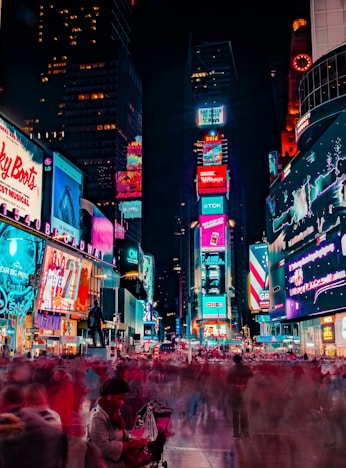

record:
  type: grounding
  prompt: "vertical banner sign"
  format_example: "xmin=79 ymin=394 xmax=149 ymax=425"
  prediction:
xmin=249 ymin=243 xmax=269 ymax=311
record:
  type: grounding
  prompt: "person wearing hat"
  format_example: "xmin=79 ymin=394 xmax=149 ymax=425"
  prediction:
xmin=87 ymin=377 xmax=149 ymax=467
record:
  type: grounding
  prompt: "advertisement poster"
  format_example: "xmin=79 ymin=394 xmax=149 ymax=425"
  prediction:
xmin=37 ymin=244 xmax=83 ymax=313
xmin=249 ymin=243 xmax=269 ymax=311
xmin=51 ymin=152 xmax=83 ymax=243
xmin=0 ymin=221 xmax=45 ymax=321
xmin=199 ymin=214 xmax=226 ymax=250
xmin=201 ymin=294 xmax=227 ymax=319
xmin=0 ymin=116 xmax=43 ymax=222
xmin=197 ymin=165 xmax=227 ymax=195
xmin=201 ymin=251 xmax=226 ymax=295
xmin=116 ymin=171 xmax=142 ymax=198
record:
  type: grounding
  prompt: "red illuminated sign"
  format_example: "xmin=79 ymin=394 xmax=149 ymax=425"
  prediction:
xmin=197 ymin=165 xmax=227 ymax=195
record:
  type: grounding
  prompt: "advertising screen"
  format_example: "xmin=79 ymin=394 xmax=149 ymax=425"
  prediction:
xmin=0 ymin=221 xmax=45 ymax=321
xmin=197 ymin=165 xmax=227 ymax=195
xmin=249 ymin=243 xmax=269 ymax=311
xmin=126 ymin=141 xmax=142 ymax=170
xmin=80 ymin=198 xmax=114 ymax=264
xmin=271 ymin=230 xmax=346 ymax=320
xmin=197 ymin=106 xmax=225 ymax=127
xmin=199 ymin=214 xmax=226 ymax=250
xmin=267 ymin=110 xmax=346 ymax=262
xmin=51 ymin=152 xmax=83 ymax=243
xmin=75 ymin=258 xmax=92 ymax=313
xmin=201 ymin=295 xmax=227 ymax=319
xmin=200 ymin=196 xmax=224 ymax=215
xmin=119 ymin=200 xmax=142 ymax=219
xmin=201 ymin=251 xmax=226 ymax=295
xmin=37 ymin=244 xmax=83 ymax=313
xmin=143 ymin=254 xmax=155 ymax=304
xmin=202 ymin=140 xmax=222 ymax=165
xmin=116 ymin=171 xmax=142 ymax=199
xmin=0 ymin=116 xmax=44 ymax=223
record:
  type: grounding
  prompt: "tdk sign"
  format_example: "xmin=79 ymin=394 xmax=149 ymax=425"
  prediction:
xmin=201 ymin=196 xmax=224 ymax=215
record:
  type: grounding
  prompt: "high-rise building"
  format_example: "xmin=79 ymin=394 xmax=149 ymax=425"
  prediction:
xmin=180 ymin=39 xmax=248 ymax=344
xmin=0 ymin=0 xmax=142 ymax=227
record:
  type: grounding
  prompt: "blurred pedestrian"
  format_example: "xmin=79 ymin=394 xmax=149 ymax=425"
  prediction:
xmin=227 ymin=354 xmax=253 ymax=438
xmin=48 ymin=365 xmax=75 ymax=434
xmin=0 ymin=383 xmax=67 ymax=467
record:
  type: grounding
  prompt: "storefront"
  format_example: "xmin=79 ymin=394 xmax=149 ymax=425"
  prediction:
xmin=335 ymin=312 xmax=346 ymax=357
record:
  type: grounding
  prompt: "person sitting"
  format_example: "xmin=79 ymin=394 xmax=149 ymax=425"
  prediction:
xmin=87 ymin=377 xmax=149 ymax=467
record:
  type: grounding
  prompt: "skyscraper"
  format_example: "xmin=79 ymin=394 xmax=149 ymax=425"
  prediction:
xmin=0 ymin=0 xmax=142 ymax=226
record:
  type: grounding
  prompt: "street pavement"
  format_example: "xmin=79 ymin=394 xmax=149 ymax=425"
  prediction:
xmin=159 ymin=411 xmax=346 ymax=468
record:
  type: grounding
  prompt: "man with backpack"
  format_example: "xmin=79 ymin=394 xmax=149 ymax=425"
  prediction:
xmin=88 ymin=299 xmax=106 ymax=347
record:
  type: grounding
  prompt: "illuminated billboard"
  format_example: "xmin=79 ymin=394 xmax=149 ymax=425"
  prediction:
xmin=197 ymin=165 xmax=227 ymax=195
xmin=116 ymin=171 xmax=142 ymax=199
xmin=201 ymin=251 xmax=226 ymax=295
xmin=75 ymin=258 xmax=92 ymax=313
xmin=0 ymin=116 xmax=44 ymax=224
xmin=143 ymin=254 xmax=155 ymax=304
xmin=249 ymin=243 xmax=269 ymax=311
xmin=199 ymin=214 xmax=227 ymax=250
xmin=270 ymin=230 xmax=346 ymax=320
xmin=200 ymin=196 xmax=224 ymax=215
xmin=201 ymin=295 xmax=227 ymax=319
xmin=126 ymin=141 xmax=142 ymax=170
xmin=197 ymin=106 xmax=225 ymax=127
xmin=80 ymin=198 xmax=114 ymax=264
xmin=267 ymin=110 xmax=346 ymax=261
xmin=37 ymin=244 xmax=83 ymax=313
xmin=51 ymin=152 xmax=83 ymax=244
xmin=0 ymin=221 xmax=45 ymax=321
xmin=202 ymin=140 xmax=222 ymax=165
xmin=119 ymin=200 xmax=142 ymax=219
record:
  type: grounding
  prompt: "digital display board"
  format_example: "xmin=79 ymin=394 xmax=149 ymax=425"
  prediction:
xmin=126 ymin=141 xmax=142 ymax=170
xmin=197 ymin=165 xmax=227 ymax=195
xmin=37 ymin=244 xmax=83 ymax=313
xmin=249 ymin=243 xmax=269 ymax=311
xmin=80 ymin=198 xmax=114 ymax=264
xmin=201 ymin=295 xmax=227 ymax=319
xmin=200 ymin=196 xmax=224 ymax=215
xmin=267 ymin=111 xmax=346 ymax=261
xmin=119 ymin=200 xmax=142 ymax=219
xmin=197 ymin=106 xmax=225 ymax=127
xmin=271 ymin=231 xmax=346 ymax=320
xmin=0 ymin=116 xmax=44 ymax=223
xmin=116 ymin=171 xmax=142 ymax=199
xmin=143 ymin=254 xmax=155 ymax=304
xmin=51 ymin=152 xmax=83 ymax=244
xmin=201 ymin=251 xmax=226 ymax=295
xmin=0 ymin=221 xmax=45 ymax=321
xmin=202 ymin=140 xmax=222 ymax=165
xmin=199 ymin=214 xmax=227 ymax=250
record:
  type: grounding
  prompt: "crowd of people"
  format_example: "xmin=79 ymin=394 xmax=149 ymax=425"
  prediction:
xmin=0 ymin=351 xmax=344 ymax=467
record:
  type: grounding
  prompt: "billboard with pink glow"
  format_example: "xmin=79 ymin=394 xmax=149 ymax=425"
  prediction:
xmin=126 ymin=142 xmax=142 ymax=170
xmin=116 ymin=171 xmax=142 ymax=199
xmin=199 ymin=214 xmax=227 ymax=250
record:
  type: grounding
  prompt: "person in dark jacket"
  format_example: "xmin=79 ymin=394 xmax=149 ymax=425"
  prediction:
xmin=88 ymin=299 xmax=106 ymax=347
xmin=227 ymin=354 xmax=253 ymax=438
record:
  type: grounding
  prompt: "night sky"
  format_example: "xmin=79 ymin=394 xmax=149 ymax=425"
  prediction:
xmin=131 ymin=0 xmax=311 ymax=267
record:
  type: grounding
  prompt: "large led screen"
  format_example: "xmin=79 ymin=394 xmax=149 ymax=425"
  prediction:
xmin=201 ymin=251 xmax=226 ymax=295
xmin=0 ymin=222 xmax=45 ymax=321
xmin=201 ymin=295 xmax=227 ymax=319
xmin=37 ymin=244 xmax=83 ymax=313
xmin=199 ymin=214 xmax=226 ymax=250
xmin=119 ymin=200 xmax=142 ymax=219
xmin=116 ymin=171 xmax=142 ymax=199
xmin=249 ymin=243 xmax=269 ymax=311
xmin=197 ymin=106 xmax=225 ymax=127
xmin=143 ymin=254 xmax=155 ymax=304
xmin=80 ymin=198 xmax=114 ymax=264
xmin=75 ymin=258 xmax=92 ymax=313
xmin=202 ymin=140 xmax=222 ymax=166
xmin=270 ymin=230 xmax=346 ymax=320
xmin=126 ymin=141 xmax=142 ymax=170
xmin=0 ymin=116 xmax=43 ymax=223
xmin=51 ymin=152 xmax=83 ymax=243
xmin=197 ymin=165 xmax=227 ymax=195
xmin=200 ymin=196 xmax=225 ymax=215
xmin=266 ymin=110 xmax=346 ymax=261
